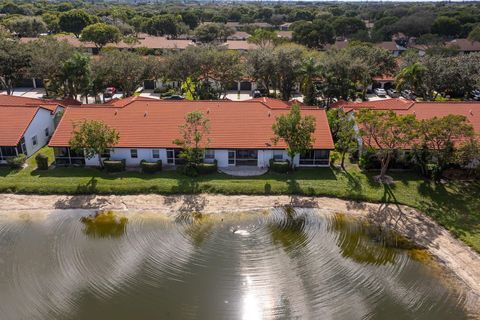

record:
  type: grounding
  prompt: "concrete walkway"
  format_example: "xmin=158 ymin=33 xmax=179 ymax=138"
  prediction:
xmin=219 ymin=166 xmax=268 ymax=177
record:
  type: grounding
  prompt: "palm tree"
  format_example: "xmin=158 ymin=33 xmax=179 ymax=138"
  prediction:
xmin=395 ymin=62 xmax=426 ymax=99
xmin=300 ymin=56 xmax=322 ymax=105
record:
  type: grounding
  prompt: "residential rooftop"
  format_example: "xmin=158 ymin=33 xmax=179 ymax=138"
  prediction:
xmin=0 ymin=106 xmax=47 ymax=146
xmin=333 ymin=98 xmax=480 ymax=134
xmin=50 ymin=99 xmax=334 ymax=150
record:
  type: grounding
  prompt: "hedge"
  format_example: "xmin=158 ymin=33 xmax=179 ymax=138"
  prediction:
xmin=103 ymin=159 xmax=126 ymax=173
xmin=269 ymin=159 xmax=290 ymax=173
xmin=140 ymin=160 xmax=162 ymax=173
xmin=197 ymin=160 xmax=217 ymax=175
xmin=7 ymin=154 xmax=27 ymax=169
xmin=35 ymin=153 xmax=49 ymax=170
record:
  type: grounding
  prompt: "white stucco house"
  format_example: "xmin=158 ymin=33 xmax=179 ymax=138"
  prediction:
xmin=0 ymin=106 xmax=55 ymax=163
xmin=49 ymin=97 xmax=334 ymax=168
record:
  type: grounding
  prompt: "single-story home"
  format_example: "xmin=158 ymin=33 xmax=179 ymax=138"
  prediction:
xmin=0 ymin=106 xmax=56 ymax=163
xmin=332 ymin=98 xmax=480 ymax=152
xmin=446 ymin=39 xmax=480 ymax=54
xmin=324 ymin=40 xmax=406 ymax=56
xmin=49 ymin=99 xmax=334 ymax=168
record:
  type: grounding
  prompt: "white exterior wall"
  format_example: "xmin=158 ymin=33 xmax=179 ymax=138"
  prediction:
xmin=214 ymin=149 xmax=229 ymax=167
xmin=108 ymin=148 xmax=168 ymax=166
xmin=81 ymin=147 xmax=327 ymax=168
xmin=22 ymin=108 xmax=55 ymax=156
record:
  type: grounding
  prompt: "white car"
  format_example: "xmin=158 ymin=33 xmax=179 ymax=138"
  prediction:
xmin=374 ymin=88 xmax=387 ymax=97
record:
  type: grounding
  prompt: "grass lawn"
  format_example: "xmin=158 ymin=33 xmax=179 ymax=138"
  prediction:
xmin=1 ymin=147 xmax=480 ymax=253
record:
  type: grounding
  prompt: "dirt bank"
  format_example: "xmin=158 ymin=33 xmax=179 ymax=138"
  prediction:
xmin=1 ymin=193 xmax=479 ymax=314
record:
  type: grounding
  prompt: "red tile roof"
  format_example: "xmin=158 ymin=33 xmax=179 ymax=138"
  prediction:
xmin=0 ymin=106 xmax=45 ymax=146
xmin=447 ymin=39 xmax=480 ymax=52
xmin=50 ymin=100 xmax=334 ymax=149
xmin=0 ymin=94 xmax=72 ymax=111
xmin=334 ymin=99 xmax=480 ymax=135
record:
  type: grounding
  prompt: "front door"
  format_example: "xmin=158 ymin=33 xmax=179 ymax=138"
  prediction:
xmin=235 ymin=149 xmax=258 ymax=166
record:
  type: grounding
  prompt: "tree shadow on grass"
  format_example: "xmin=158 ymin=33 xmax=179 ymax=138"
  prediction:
xmin=367 ymin=184 xmax=443 ymax=248
xmin=416 ymin=180 xmax=480 ymax=240
xmin=53 ymin=177 xmax=112 ymax=209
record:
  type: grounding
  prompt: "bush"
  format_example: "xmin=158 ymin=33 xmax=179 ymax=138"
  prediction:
xmin=197 ymin=160 xmax=217 ymax=175
xmin=35 ymin=153 xmax=49 ymax=170
xmin=7 ymin=154 xmax=27 ymax=169
xmin=103 ymin=159 xmax=125 ymax=173
xmin=140 ymin=160 xmax=162 ymax=173
xmin=182 ymin=164 xmax=198 ymax=177
xmin=269 ymin=159 xmax=290 ymax=173
xmin=359 ymin=149 xmax=380 ymax=170
xmin=330 ymin=151 xmax=340 ymax=167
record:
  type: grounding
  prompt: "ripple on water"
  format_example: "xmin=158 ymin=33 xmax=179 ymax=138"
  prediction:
xmin=0 ymin=208 xmax=470 ymax=320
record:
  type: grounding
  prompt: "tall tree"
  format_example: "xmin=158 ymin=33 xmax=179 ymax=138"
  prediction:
xmin=300 ymin=56 xmax=322 ymax=105
xmin=273 ymin=44 xmax=305 ymax=101
xmin=194 ymin=23 xmax=234 ymax=43
xmin=245 ymin=48 xmax=277 ymax=96
xmin=6 ymin=16 xmax=47 ymax=37
xmin=247 ymin=28 xmax=277 ymax=48
xmin=69 ymin=120 xmax=119 ymax=168
xmin=173 ymin=111 xmax=210 ymax=174
xmin=80 ymin=23 xmax=121 ymax=51
xmin=27 ymin=37 xmax=76 ymax=98
xmin=59 ymin=9 xmax=96 ymax=38
xmin=417 ymin=115 xmax=475 ymax=174
xmin=395 ymin=62 xmax=427 ymax=99
xmin=0 ymin=38 xmax=31 ymax=95
xmin=58 ymin=52 xmax=92 ymax=101
xmin=291 ymin=19 xmax=334 ymax=49
xmin=468 ymin=25 xmax=480 ymax=43
xmin=272 ymin=104 xmax=316 ymax=170
xmin=144 ymin=14 xmax=185 ymax=38
xmin=356 ymin=109 xmax=417 ymax=182
xmin=93 ymin=50 xmax=157 ymax=97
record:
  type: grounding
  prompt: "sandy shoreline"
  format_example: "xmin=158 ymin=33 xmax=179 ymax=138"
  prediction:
xmin=1 ymin=193 xmax=479 ymax=314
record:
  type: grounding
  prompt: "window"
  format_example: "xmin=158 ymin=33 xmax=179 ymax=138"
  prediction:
xmin=45 ymin=128 xmax=50 ymax=137
xmin=273 ymin=150 xmax=284 ymax=161
xmin=228 ymin=150 xmax=235 ymax=165
xmin=130 ymin=149 xmax=138 ymax=159
xmin=100 ymin=149 xmax=111 ymax=158
xmin=204 ymin=149 xmax=215 ymax=160
xmin=167 ymin=149 xmax=174 ymax=164
xmin=32 ymin=135 xmax=38 ymax=146
xmin=299 ymin=150 xmax=330 ymax=166
xmin=152 ymin=149 xmax=160 ymax=159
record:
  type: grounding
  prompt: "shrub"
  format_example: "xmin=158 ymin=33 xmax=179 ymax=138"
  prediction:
xmin=103 ymin=159 xmax=125 ymax=173
xmin=182 ymin=164 xmax=198 ymax=177
xmin=330 ymin=151 xmax=340 ymax=167
xmin=140 ymin=160 xmax=162 ymax=173
xmin=269 ymin=159 xmax=290 ymax=173
xmin=35 ymin=153 xmax=49 ymax=170
xmin=7 ymin=154 xmax=27 ymax=169
xmin=359 ymin=149 xmax=380 ymax=170
xmin=197 ymin=160 xmax=217 ymax=175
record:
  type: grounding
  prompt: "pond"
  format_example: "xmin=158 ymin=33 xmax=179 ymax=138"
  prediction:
xmin=0 ymin=208 xmax=469 ymax=319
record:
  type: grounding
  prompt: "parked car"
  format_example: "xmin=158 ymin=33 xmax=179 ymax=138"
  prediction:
xmin=471 ymin=90 xmax=480 ymax=101
xmin=401 ymin=90 xmax=416 ymax=100
xmin=253 ymin=89 xmax=262 ymax=98
xmin=104 ymin=87 xmax=117 ymax=97
xmin=374 ymin=88 xmax=387 ymax=97
xmin=387 ymin=89 xmax=399 ymax=98
xmin=163 ymin=95 xmax=185 ymax=100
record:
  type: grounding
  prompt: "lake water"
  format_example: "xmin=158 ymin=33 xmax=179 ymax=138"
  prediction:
xmin=0 ymin=208 xmax=468 ymax=320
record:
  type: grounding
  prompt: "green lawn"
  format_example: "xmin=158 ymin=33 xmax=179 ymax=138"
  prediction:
xmin=1 ymin=147 xmax=480 ymax=253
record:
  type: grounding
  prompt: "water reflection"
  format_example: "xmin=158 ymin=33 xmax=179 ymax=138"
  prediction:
xmin=0 ymin=208 xmax=470 ymax=320
xmin=80 ymin=210 xmax=128 ymax=238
